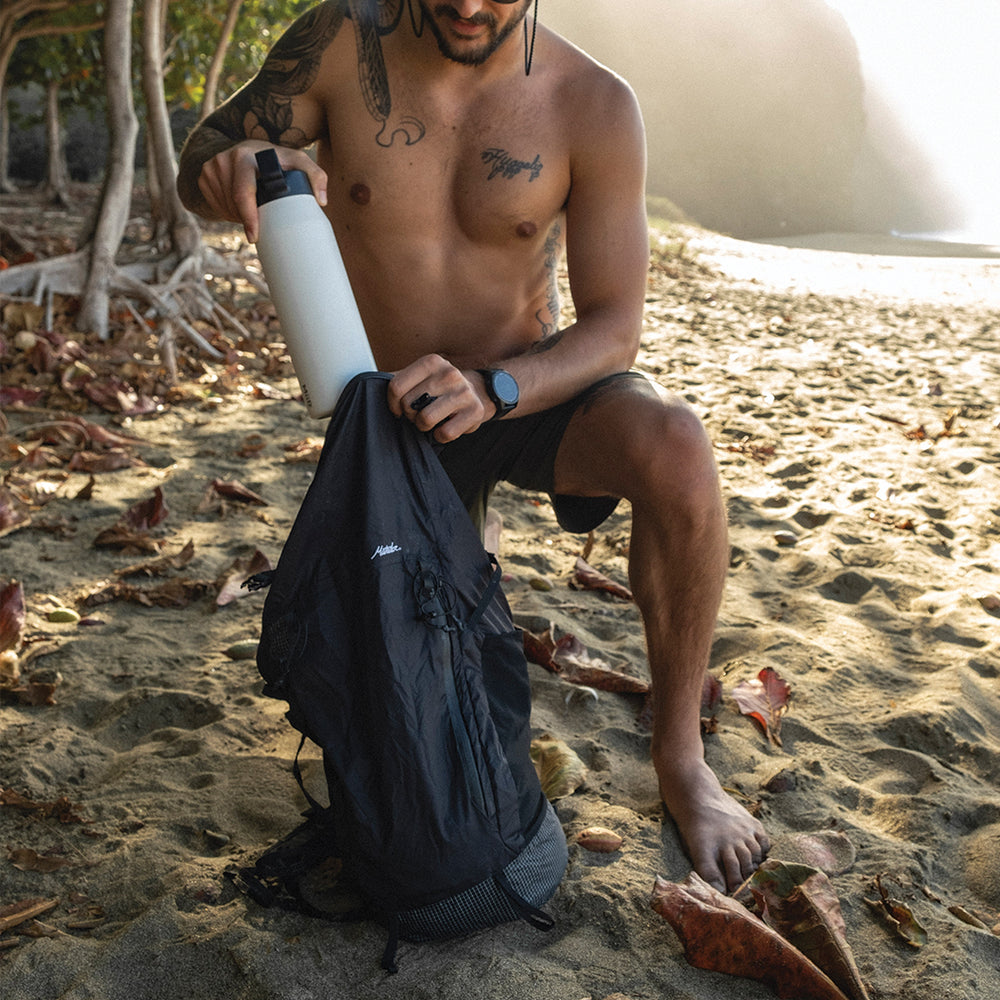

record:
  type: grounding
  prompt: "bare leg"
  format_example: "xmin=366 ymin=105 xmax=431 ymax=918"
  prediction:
xmin=554 ymin=378 xmax=769 ymax=892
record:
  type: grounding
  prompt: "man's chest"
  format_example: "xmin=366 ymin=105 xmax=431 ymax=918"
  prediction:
xmin=321 ymin=87 xmax=570 ymax=246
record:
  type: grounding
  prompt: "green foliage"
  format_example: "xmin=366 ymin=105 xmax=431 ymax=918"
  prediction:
xmin=5 ymin=0 xmax=313 ymax=125
xmin=164 ymin=0 xmax=314 ymax=111
xmin=6 ymin=2 xmax=106 ymax=121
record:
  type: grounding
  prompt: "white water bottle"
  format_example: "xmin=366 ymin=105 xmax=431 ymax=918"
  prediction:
xmin=254 ymin=148 xmax=376 ymax=418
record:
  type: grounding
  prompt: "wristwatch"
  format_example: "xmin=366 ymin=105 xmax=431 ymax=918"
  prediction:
xmin=477 ymin=369 xmax=519 ymax=420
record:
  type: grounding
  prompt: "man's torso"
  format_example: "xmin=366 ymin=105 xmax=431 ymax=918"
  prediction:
xmin=308 ymin=17 xmax=591 ymax=370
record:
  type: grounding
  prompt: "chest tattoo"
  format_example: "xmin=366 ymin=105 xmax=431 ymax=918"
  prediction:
xmin=349 ymin=0 xmax=426 ymax=147
xmin=481 ymin=149 xmax=544 ymax=182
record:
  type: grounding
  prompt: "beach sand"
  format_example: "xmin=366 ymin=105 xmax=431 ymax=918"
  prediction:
xmin=2 ymin=225 xmax=999 ymax=999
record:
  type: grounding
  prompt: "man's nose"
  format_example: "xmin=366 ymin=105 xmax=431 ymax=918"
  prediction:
xmin=450 ymin=1 xmax=488 ymax=18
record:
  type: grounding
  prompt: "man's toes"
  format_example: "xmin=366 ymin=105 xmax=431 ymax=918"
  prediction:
xmin=691 ymin=848 xmax=727 ymax=893
xmin=755 ymin=830 xmax=771 ymax=858
xmin=721 ymin=848 xmax=747 ymax=892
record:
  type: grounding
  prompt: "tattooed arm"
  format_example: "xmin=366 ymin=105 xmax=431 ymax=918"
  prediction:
xmin=177 ymin=1 xmax=348 ymax=241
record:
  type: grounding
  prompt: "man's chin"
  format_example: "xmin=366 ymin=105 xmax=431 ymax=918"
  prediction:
xmin=423 ymin=4 xmax=526 ymax=67
xmin=440 ymin=42 xmax=493 ymax=67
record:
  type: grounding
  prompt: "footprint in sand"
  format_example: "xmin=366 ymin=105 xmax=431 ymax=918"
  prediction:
xmin=963 ymin=824 xmax=1000 ymax=909
xmin=818 ymin=570 xmax=874 ymax=603
xmin=90 ymin=689 xmax=224 ymax=750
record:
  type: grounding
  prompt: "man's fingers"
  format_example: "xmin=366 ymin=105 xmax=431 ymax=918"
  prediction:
xmin=410 ymin=392 xmax=438 ymax=412
xmin=302 ymin=161 xmax=328 ymax=207
xmin=386 ymin=356 xmax=492 ymax=440
xmin=195 ymin=143 xmax=328 ymax=244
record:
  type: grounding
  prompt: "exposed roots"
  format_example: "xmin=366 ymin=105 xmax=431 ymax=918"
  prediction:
xmin=0 ymin=245 xmax=268 ymax=378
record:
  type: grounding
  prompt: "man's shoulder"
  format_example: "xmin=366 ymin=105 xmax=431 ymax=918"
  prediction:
xmin=541 ymin=26 xmax=638 ymax=108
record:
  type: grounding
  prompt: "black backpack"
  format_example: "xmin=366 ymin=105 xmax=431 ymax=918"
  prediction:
xmin=235 ymin=373 xmax=566 ymax=970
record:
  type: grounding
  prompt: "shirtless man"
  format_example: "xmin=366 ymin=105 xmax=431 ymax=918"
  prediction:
xmin=177 ymin=0 xmax=768 ymax=893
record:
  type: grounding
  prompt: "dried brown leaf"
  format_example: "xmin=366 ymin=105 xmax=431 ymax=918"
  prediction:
xmin=750 ymin=860 xmax=870 ymax=1000
xmin=0 ymin=486 xmax=32 ymax=536
xmin=209 ymin=478 xmax=268 ymax=506
xmin=282 ymin=438 xmax=324 ymax=463
xmin=530 ymin=735 xmax=588 ymax=800
xmin=115 ymin=540 xmax=196 ymax=579
xmin=81 ymin=578 xmax=213 ymax=609
xmin=92 ymin=524 xmax=163 ymax=554
xmin=122 ymin=486 xmax=169 ymax=530
xmin=866 ymin=874 xmax=928 ymax=948
xmin=215 ymin=549 xmax=272 ymax=606
xmin=732 ymin=667 xmax=791 ymax=746
xmin=522 ymin=625 xmax=649 ymax=694
xmin=67 ymin=448 xmax=139 ymax=473
xmin=0 ymin=680 xmax=58 ymax=706
xmin=0 ymin=579 xmax=26 ymax=653
xmin=570 ymin=556 xmax=633 ymax=600
xmin=651 ymin=872 xmax=849 ymax=1000
xmin=0 ymin=788 xmax=86 ymax=823
xmin=8 ymin=847 xmax=72 ymax=873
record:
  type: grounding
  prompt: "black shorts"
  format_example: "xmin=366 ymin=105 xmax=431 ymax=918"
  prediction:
xmin=436 ymin=371 xmax=646 ymax=536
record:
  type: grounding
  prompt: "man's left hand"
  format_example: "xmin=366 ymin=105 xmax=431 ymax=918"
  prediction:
xmin=386 ymin=355 xmax=492 ymax=442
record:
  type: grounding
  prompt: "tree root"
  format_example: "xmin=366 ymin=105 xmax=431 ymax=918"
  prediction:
xmin=0 ymin=246 xmax=271 ymax=375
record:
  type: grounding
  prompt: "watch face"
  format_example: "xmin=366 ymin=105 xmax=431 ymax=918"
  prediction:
xmin=491 ymin=370 xmax=519 ymax=406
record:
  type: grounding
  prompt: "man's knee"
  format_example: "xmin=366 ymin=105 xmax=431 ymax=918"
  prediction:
xmin=555 ymin=377 xmax=718 ymax=504
xmin=621 ymin=392 xmax=719 ymax=500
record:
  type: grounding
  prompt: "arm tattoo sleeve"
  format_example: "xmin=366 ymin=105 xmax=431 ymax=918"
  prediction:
xmin=202 ymin=1 xmax=347 ymax=147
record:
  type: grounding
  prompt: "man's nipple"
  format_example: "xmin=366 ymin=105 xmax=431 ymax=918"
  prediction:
xmin=516 ymin=220 xmax=538 ymax=239
xmin=350 ymin=183 xmax=371 ymax=206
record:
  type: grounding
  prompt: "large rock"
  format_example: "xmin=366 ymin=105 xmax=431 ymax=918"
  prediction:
xmin=545 ymin=0 xmax=955 ymax=238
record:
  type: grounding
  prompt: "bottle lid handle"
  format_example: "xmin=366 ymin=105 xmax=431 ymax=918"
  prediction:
xmin=255 ymin=149 xmax=312 ymax=205
xmin=255 ymin=149 xmax=287 ymax=204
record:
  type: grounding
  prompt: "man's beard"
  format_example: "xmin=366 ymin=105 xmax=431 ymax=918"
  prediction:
xmin=420 ymin=2 xmax=530 ymax=66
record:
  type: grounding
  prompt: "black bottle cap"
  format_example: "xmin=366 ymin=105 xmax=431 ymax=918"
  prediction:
xmin=255 ymin=148 xmax=312 ymax=205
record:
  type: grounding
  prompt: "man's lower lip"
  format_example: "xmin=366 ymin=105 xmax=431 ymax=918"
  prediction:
xmin=449 ymin=18 xmax=483 ymax=36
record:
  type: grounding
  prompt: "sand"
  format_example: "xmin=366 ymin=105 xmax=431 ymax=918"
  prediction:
xmin=2 ymin=226 xmax=999 ymax=999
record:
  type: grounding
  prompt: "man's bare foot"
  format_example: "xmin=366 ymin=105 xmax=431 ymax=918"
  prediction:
xmin=658 ymin=756 xmax=769 ymax=893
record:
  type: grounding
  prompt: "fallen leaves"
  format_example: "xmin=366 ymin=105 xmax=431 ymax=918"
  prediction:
xmin=81 ymin=577 xmax=214 ymax=610
xmin=80 ymin=543 xmax=273 ymax=611
xmin=215 ymin=549 xmax=272 ymax=607
xmin=0 ymin=580 xmax=63 ymax=706
xmin=197 ymin=477 xmax=268 ymax=515
xmin=0 ymin=787 xmax=87 ymax=824
xmin=866 ymin=407 xmax=963 ymax=442
xmin=282 ymin=437 xmax=324 ymax=463
xmin=8 ymin=847 xmax=73 ymax=874
xmin=115 ymin=539 xmax=195 ymax=579
xmin=732 ymin=667 xmax=791 ymax=746
xmin=865 ymin=874 xmax=927 ymax=949
xmin=723 ymin=437 xmax=778 ymax=463
xmin=93 ymin=487 xmax=170 ymax=553
xmin=530 ymin=735 xmax=588 ymax=800
xmin=0 ymin=484 xmax=33 ymax=535
xmin=0 ymin=412 xmax=152 ymax=539
xmin=0 ymin=578 xmax=25 ymax=652
xmin=751 ymin=860 xmax=871 ymax=1000
xmin=576 ymin=826 xmax=624 ymax=853
xmin=570 ymin=556 xmax=633 ymax=601
xmin=0 ymin=673 xmax=59 ymax=707
xmin=523 ymin=623 xmax=650 ymax=695
xmin=651 ymin=871 xmax=853 ymax=1000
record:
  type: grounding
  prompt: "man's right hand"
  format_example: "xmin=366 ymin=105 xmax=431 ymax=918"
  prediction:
xmin=193 ymin=140 xmax=328 ymax=244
